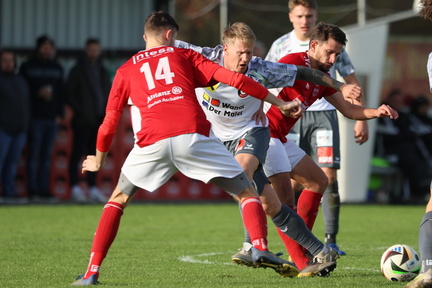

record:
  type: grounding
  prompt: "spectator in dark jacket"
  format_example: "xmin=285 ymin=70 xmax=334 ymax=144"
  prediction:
xmin=0 ymin=49 xmax=30 ymax=203
xmin=66 ymin=38 xmax=111 ymax=202
xmin=20 ymin=35 xmax=64 ymax=202
xmin=375 ymin=89 xmax=432 ymax=203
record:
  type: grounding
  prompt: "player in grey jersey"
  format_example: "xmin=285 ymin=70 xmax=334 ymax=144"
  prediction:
xmin=176 ymin=22 xmax=363 ymax=277
xmin=403 ymin=2 xmax=432 ymax=287
xmin=265 ymin=0 xmax=369 ymax=255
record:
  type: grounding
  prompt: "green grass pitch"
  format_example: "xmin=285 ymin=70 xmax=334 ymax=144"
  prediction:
xmin=0 ymin=202 xmax=424 ymax=287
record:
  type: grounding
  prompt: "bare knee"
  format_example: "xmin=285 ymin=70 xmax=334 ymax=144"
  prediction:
xmin=261 ymin=201 xmax=281 ymax=218
xmin=235 ymin=185 xmax=259 ymax=203
xmin=304 ymin=174 xmax=328 ymax=194
xmin=108 ymin=186 xmax=133 ymax=207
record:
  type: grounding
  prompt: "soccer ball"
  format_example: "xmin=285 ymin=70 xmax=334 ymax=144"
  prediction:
xmin=380 ymin=244 xmax=421 ymax=282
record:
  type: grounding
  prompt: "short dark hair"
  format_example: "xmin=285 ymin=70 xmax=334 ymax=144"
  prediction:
xmin=144 ymin=11 xmax=179 ymax=35
xmin=310 ymin=22 xmax=347 ymax=46
xmin=36 ymin=35 xmax=55 ymax=50
xmin=419 ymin=0 xmax=432 ymax=21
xmin=85 ymin=38 xmax=100 ymax=46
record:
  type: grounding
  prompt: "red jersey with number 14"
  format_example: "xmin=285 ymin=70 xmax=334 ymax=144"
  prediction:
xmin=266 ymin=52 xmax=338 ymax=143
xmin=97 ymin=46 xmax=270 ymax=151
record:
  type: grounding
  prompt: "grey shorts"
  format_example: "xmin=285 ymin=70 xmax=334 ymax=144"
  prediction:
xmin=223 ymin=127 xmax=271 ymax=195
xmin=288 ymin=110 xmax=341 ymax=169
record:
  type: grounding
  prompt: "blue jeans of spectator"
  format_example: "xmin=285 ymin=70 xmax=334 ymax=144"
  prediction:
xmin=0 ymin=129 xmax=26 ymax=197
xmin=26 ymin=119 xmax=58 ymax=197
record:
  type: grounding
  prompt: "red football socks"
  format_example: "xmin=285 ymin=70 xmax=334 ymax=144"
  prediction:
xmin=282 ymin=190 xmax=322 ymax=269
xmin=276 ymin=227 xmax=310 ymax=269
xmin=296 ymin=189 xmax=322 ymax=230
xmin=241 ymin=197 xmax=268 ymax=251
xmin=84 ymin=202 xmax=124 ymax=279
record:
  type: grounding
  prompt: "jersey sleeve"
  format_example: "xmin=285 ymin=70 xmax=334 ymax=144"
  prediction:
xmin=248 ymin=57 xmax=298 ymax=89
xmin=186 ymin=49 xmax=268 ymax=100
xmin=96 ymin=69 xmax=129 ymax=152
xmin=212 ymin=67 xmax=269 ymax=100
xmin=175 ymin=40 xmax=223 ymax=62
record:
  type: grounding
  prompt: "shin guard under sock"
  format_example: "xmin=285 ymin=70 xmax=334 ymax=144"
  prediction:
xmin=84 ymin=202 xmax=124 ymax=279
xmin=241 ymin=197 xmax=268 ymax=251
xmin=419 ymin=211 xmax=432 ymax=273
xmin=272 ymin=204 xmax=323 ymax=269
xmin=297 ymin=189 xmax=322 ymax=230
xmin=322 ymin=181 xmax=340 ymax=240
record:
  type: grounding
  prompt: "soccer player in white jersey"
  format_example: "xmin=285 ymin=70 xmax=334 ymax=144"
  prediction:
xmin=71 ymin=11 xmax=307 ymax=285
xmin=265 ymin=0 xmax=369 ymax=255
xmin=403 ymin=2 xmax=432 ymax=287
xmin=176 ymin=22 xmax=363 ymax=277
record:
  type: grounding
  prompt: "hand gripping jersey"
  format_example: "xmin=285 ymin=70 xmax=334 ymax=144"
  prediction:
xmin=266 ymin=30 xmax=355 ymax=112
xmin=266 ymin=52 xmax=337 ymax=143
xmin=96 ymin=46 xmax=270 ymax=151
xmin=176 ymin=40 xmax=298 ymax=141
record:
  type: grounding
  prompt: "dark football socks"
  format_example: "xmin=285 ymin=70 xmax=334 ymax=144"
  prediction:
xmin=322 ymin=181 xmax=340 ymax=243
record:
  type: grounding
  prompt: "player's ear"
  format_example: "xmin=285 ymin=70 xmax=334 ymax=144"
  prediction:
xmin=288 ymin=12 xmax=294 ymax=23
xmin=222 ymin=43 xmax=229 ymax=54
xmin=165 ymin=29 xmax=177 ymax=45
xmin=309 ymin=40 xmax=318 ymax=52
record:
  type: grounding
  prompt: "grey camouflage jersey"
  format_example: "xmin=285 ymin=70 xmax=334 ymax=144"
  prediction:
xmin=175 ymin=40 xmax=298 ymax=141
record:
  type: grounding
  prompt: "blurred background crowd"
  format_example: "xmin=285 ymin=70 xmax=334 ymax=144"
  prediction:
xmin=0 ymin=0 xmax=431 ymax=205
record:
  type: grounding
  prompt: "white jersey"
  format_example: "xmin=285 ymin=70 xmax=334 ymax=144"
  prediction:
xmin=266 ymin=30 xmax=355 ymax=111
xmin=175 ymin=40 xmax=297 ymax=141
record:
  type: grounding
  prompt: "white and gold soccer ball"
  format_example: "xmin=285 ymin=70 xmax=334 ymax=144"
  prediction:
xmin=380 ymin=244 xmax=421 ymax=282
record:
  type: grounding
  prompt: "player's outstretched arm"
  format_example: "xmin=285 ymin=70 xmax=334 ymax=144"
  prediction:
xmin=295 ymin=66 xmax=362 ymax=103
xmin=372 ymin=104 xmax=399 ymax=119
xmin=327 ymin=93 xmax=399 ymax=120
xmin=212 ymin=66 xmax=300 ymax=116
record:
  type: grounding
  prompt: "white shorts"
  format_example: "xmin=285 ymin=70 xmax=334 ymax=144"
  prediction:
xmin=121 ymin=132 xmax=245 ymax=192
xmin=263 ymin=138 xmax=306 ymax=177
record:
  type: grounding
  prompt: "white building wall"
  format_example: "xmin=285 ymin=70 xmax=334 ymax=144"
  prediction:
xmin=0 ymin=0 xmax=154 ymax=50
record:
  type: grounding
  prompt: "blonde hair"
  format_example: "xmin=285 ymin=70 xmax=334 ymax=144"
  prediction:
xmin=221 ymin=22 xmax=256 ymax=47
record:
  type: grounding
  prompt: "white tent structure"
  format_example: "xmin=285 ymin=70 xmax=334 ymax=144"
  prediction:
xmin=338 ymin=0 xmax=421 ymax=202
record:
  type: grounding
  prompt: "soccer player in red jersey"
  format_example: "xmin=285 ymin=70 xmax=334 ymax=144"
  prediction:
xmin=71 ymin=11 xmax=304 ymax=285
xmin=263 ymin=22 xmax=398 ymax=272
xmin=176 ymin=22 xmax=363 ymax=277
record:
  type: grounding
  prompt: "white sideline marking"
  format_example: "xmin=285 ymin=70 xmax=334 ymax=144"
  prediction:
xmin=344 ymin=267 xmax=381 ymax=272
xmin=178 ymin=252 xmax=234 ymax=265
xmin=179 ymin=253 xmax=382 ymax=273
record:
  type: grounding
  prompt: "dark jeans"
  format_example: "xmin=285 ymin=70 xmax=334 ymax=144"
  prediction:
xmin=0 ymin=129 xmax=26 ymax=197
xmin=68 ymin=121 xmax=98 ymax=187
xmin=26 ymin=119 xmax=58 ymax=197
